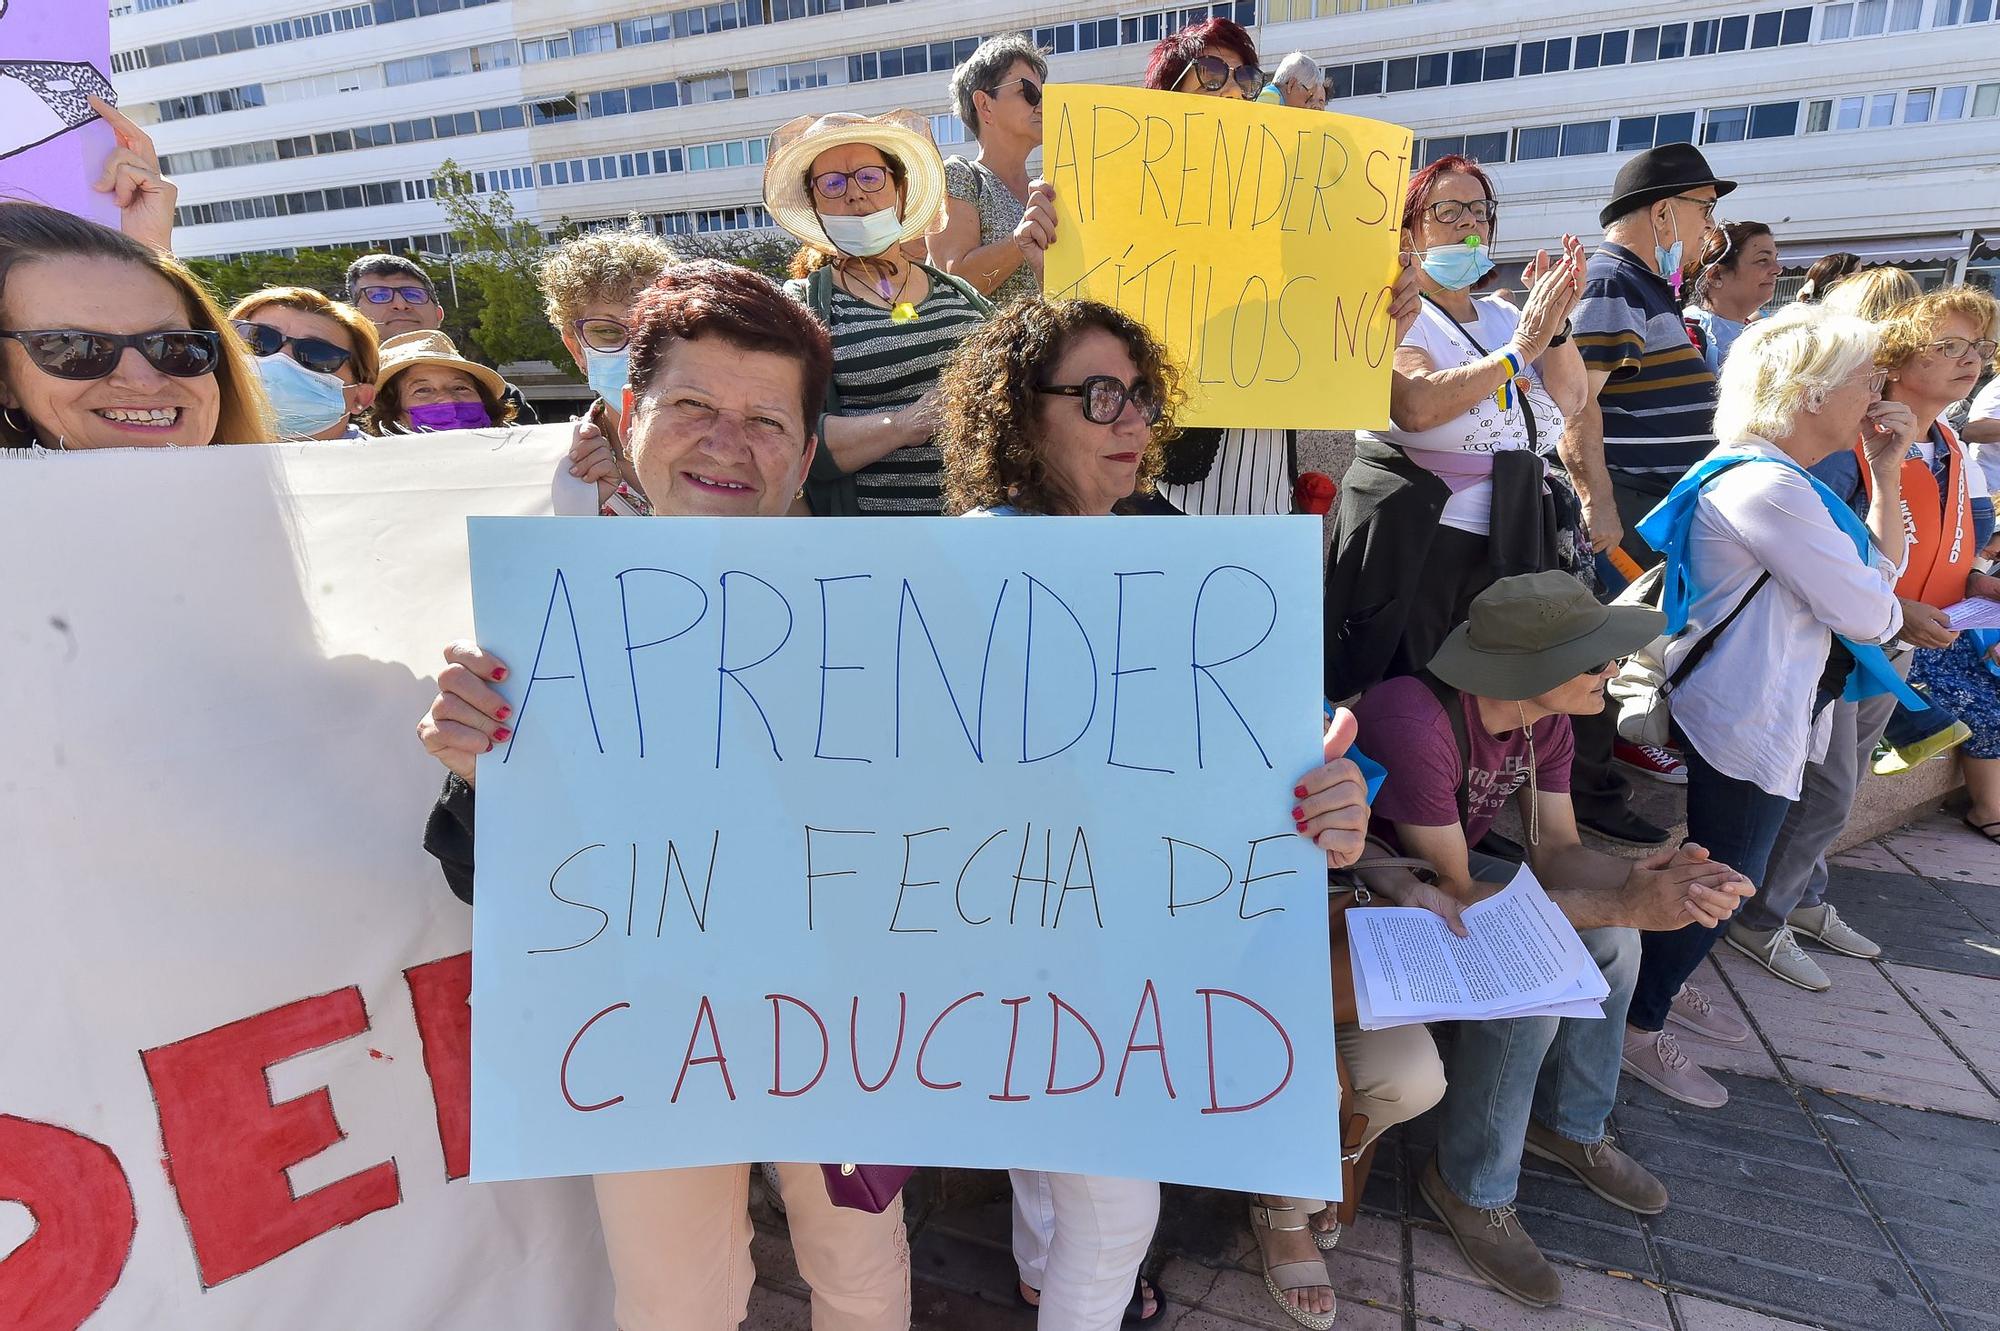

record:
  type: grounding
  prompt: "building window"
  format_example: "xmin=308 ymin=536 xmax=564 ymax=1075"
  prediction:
xmin=1975 ymin=83 xmax=2000 ymax=117
xmin=1748 ymin=100 xmax=1798 ymax=137
xmin=1516 ymin=125 xmax=1560 ymax=160
xmin=1703 ymin=105 xmax=1748 ymax=142
xmin=1720 ymin=13 xmax=1749 ymax=47
xmin=1561 ymin=119 xmax=1611 ymax=155
xmin=1938 ymin=85 xmax=1970 ymax=118
xmin=1465 ymin=130 xmax=1508 ymax=162
xmin=1352 ymin=60 xmax=1383 ymax=95
xmin=1450 ymin=48 xmax=1482 ymax=83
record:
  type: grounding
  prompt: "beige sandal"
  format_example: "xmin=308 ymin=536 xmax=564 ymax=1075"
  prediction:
xmin=1248 ymin=1198 xmax=1336 ymax=1330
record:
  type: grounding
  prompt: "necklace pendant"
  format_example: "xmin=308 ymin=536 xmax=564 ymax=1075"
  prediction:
xmin=891 ymin=302 xmax=919 ymax=323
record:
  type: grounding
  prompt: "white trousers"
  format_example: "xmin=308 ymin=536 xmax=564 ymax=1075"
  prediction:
xmin=1009 ymin=1170 xmax=1161 ymax=1331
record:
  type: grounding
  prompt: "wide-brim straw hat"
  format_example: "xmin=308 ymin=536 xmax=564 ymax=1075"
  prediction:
xmin=762 ymin=109 xmax=945 ymax=253
xmin=1429 ymin=571 xmax=1665 ymax=702
xmin=375 ymin=330 xmax=508 ymax=401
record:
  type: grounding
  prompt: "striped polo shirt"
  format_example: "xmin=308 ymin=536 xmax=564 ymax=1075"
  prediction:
xmin=828 ymin=277 xmax=986 ymax=515
xmin=1574 ymin=242 xmax=1719 ymax=486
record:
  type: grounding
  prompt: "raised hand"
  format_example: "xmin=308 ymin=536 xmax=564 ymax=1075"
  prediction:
xmin=88 ymin=96 xmax=177 ymax=253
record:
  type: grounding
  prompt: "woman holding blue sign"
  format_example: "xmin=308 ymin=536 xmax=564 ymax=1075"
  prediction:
xmin=1618 ymin=305 xmax=1919 ymax=1110
xmin=938 ymin=298 xmax=1420 ymax=1331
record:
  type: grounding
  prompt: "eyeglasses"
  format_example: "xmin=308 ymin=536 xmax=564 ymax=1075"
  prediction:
xmin=988 ymin=75 xmax=1043 ymax=108
xmin=232 ymin=320 xmax=354 ymax=376
xmin=1669 ymin=193 xmax=1720 ymax=225
xmin=1037 ymin=375 xmax=1164 ymax=426
xmin=0 ymin=328 xmax=221 ymax=381
xmin=1422 ymin=198 xmax=1497 ymax=226
xmin=1585 ymin=658 xmax=1624 ymax=677
xmin=811 ymin=166 xmax=891 ymax=200
xmin=1865 ymin=369 xmax=1890 ymax=394
xmin=355 ymin=285 xmax=434 ymax=307
xmin=574 ymin=317 xmax=632 ymax=353
xmin=1929 ymin=336 xmax=1999 ymax=361
xmin=1175 ymin=54 xmax=1264 ymax=98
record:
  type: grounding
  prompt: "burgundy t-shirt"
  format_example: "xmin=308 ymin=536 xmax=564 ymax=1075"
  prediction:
xmin=1354 ymin=676 xmax=1574 ymax=848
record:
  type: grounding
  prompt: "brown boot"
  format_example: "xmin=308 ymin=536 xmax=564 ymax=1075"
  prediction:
xmin=1419 ymin=1155 xmax=1562 ymax=1308
xmin=1524 ymin=1122 xmax=1670 ymax=1215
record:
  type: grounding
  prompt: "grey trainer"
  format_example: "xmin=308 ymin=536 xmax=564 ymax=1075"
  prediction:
xmin=1789 ymin=903 xmax=1881 ymax=959
xmin=1666 ymin=981 xmax=1750 ymax=1043
xmin=1622 ymin=1026 xmax=1728 ymax=1109
xmin=1727 ymin=921 xmax=1831 ymax=991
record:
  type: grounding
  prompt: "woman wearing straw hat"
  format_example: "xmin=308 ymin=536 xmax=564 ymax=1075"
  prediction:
xmin=361 ymin=329 xmax=517 ymax=435
xmin=765 ymin=109 xmax=993 ymax=516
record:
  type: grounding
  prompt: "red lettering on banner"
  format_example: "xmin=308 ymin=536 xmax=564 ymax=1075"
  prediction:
xmin=670 ymin=996 xmax=737 ymax=1103
xmin=1113 ymin=978 xmax=1177 ymax=1098
xmin=849 ymin=992 xmax=908 ymax=1093
xmin=988 ymin=996 xmax=1034 ymax=1102
xmin=0 ymin=1115 xmax=137 ymax=1331
xmin=1045 ymin=993 xmax=1107 ymax=1096
xmin=404 ymin=951 xmax=472 ymax=1179
xmin=561 ymin=1002 xmax=631 ymax=1112
xmin=141 ymin=987 xmax=401 ymax=1288
xmin=767 ymin=994 xmax=830 ymax=1097
xmin=915 ymin=991 xmax=984 ymax=1090
xmin=1196 ymin=988 xmax=1294 ymax=1113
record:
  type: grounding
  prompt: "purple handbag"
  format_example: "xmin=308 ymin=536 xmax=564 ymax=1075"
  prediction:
xmin=820 ymin=1163 xmax=915 ymax=1213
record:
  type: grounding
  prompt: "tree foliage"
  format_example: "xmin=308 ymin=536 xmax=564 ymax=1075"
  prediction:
xmin=431 ymin=158 xmax=576 ymax=375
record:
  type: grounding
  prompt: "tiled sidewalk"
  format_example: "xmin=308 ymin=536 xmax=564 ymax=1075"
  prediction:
xmin=748 ymin=809 xmax=1999 ymax=1331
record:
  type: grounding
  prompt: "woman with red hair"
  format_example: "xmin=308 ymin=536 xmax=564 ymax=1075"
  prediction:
xmin=1324 ymin=154 xmax=1589 ymax=703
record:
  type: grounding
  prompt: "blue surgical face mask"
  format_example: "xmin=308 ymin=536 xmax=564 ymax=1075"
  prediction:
xmin=255 ymin=351 xmax=351 ymax=438
xmin=583 ymin=346 xmax=629 ymax=402
xmin=1654 ymin=210 xmax=1685 ymax=295
xmin=1419 ymin=238 xmax=1495 ymax=292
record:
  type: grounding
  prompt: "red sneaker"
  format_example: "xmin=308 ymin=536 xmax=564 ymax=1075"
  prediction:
xmin=1615 ymin=740 xmax=1688 ymax=785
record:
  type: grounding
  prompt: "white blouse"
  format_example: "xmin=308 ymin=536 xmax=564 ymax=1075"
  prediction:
xmin=1663 ymin=437 xmax=1904 ymax=800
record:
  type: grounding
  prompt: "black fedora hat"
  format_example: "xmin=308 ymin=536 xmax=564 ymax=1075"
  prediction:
xmin=1599 ymin=142 xmax=1737 ymax=227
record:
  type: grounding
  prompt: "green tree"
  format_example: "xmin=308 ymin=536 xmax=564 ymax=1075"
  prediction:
xmin=669 ymin=229 xmax=803 ymax=282
xmin=431 ymin=158 xmax=574 ymax=375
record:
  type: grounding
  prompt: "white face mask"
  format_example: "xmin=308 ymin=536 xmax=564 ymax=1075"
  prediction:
xmin=820 ymin=205 xmax=903 ymax=258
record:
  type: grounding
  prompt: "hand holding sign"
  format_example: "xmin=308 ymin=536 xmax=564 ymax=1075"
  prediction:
xmin=1014 ymin=178 xmax=1057 ymax=280
xmin=1042 ymin=85 xmax=1412 ymax=429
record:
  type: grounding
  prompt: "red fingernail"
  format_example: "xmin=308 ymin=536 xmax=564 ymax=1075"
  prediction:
xmin=1295 ymin=819 xmax=1308 ymax=832
xmin=1291 ymin=805 xmax=1304 ymax=821
xmin=483 ymin=740 xmax=493 ymax=753
xmin=490 ymin=666 xmax=508 ymax=681
xmin=493 ymin=726 xmax=512 ymax=742
xmin=1293 ymin=784 xmax=1308 ymax=798
xmin=495 ymin=705 xmax=512 ymax=720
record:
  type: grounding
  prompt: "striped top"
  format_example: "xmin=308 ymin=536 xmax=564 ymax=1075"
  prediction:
xmin=1157 ymin=428 xmax=1292 ymax=515
xmin=1573 ymin=242 xmax=1719 ymax=485
xmin=828 ymin=273 xmax=986 ymax=514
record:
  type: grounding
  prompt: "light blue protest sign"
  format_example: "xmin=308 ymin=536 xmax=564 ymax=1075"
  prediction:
xmin=467 ymin=514 xmax=1338 ymax=1199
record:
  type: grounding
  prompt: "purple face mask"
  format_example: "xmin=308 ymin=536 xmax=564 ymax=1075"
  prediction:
xmin=406 ymin=399 xmax=492 ymax=432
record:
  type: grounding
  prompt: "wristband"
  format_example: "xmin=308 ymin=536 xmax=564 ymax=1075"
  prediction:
xmin=1548 ymin=319 xmax=1572 ymax=348
xmin=1495 ymin=348 xmax=1526 ymax=412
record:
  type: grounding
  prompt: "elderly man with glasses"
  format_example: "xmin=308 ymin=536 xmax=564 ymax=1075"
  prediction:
xmin=1272 ymin=51 xmax=1326 ymax=109
xmin=344 ymin=252 xmax=539 ymax=424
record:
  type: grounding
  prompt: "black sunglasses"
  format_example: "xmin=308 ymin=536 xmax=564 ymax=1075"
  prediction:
xmin=0 ymin=328 xmax=221 ymax=381
xmin=1038 ymin=375 xmax=1163 ymax=426
xmin=1177 ymin=54 xmax=1263 ymax=98
xmin=812 ymin=166 xmax=891 ymax=200
xmin=988 ymin=75 xmax=1043 ymax=107
xmin=356 ymin=284 xmax=434 ymax=306
xmin=233 ymin=320 xmax=354 ymax=376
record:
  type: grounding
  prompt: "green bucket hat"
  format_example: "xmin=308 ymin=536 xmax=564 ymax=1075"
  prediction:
xmin=1428 ymin=571 xmax=1665 ymax=702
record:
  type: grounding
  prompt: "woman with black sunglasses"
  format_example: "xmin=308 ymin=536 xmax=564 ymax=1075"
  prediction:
xmin=931 ymin=34 xmax=1057 ymax=305
xmin=0 ymin=202 xmax=271 ymax=450
xmin=228 ymin=287 xmax=380 ymax=441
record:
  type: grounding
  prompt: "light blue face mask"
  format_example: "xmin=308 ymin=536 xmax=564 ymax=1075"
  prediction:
xmin=256 ymin=351 xmax=350 ymax=438
xmin=1419 ymin=237 xmax=1495 ymax=291
xmin=583 ymin=346 xmax=629 ymax=403
xmin=1655 ymin=210 xmax=1685 ymax=296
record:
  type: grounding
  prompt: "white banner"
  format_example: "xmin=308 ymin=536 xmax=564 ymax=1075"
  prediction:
xmin=0 ymin=431 xmax=613 ymax=1331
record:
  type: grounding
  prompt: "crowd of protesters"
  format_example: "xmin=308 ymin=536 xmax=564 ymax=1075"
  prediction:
xmin=4 ymin=18 xmax=1997 ymax=1331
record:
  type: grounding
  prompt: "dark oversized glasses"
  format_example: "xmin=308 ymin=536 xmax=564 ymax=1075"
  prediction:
xmin=0 ymin=328 xmax=221 ymax=380
xmin=1177 ymin=54 xmax=1263 ymax=97
xmin=811 ymin=166 xmax=890 ymax=200
xmin=1930 ymin=336 xmax=1999 ymax=361
xmin=989 ymin=75 xmax=1043 ymax=107
xmin=356 ymin=284 xmax=434 ymax=306
xmin=233 ymin=320 xmax=353 ymax=376
xmin=574 ymin=317 xmax=632 ymax=353
xmin=1422 ymin=198 xmax=1497 ymax=226
xmin=1038 ymin=375 xmax=1164 ymax=425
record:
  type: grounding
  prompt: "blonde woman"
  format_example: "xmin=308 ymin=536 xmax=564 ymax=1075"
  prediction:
xmin=1620 ymin=306 xmax=1919 ymax=1108
xmin=228 ymin=286 xmax=380 ymax=440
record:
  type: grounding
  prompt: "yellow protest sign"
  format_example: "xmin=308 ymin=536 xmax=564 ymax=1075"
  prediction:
xmin=1042 ymin=85 xmax=1412 ymax=430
